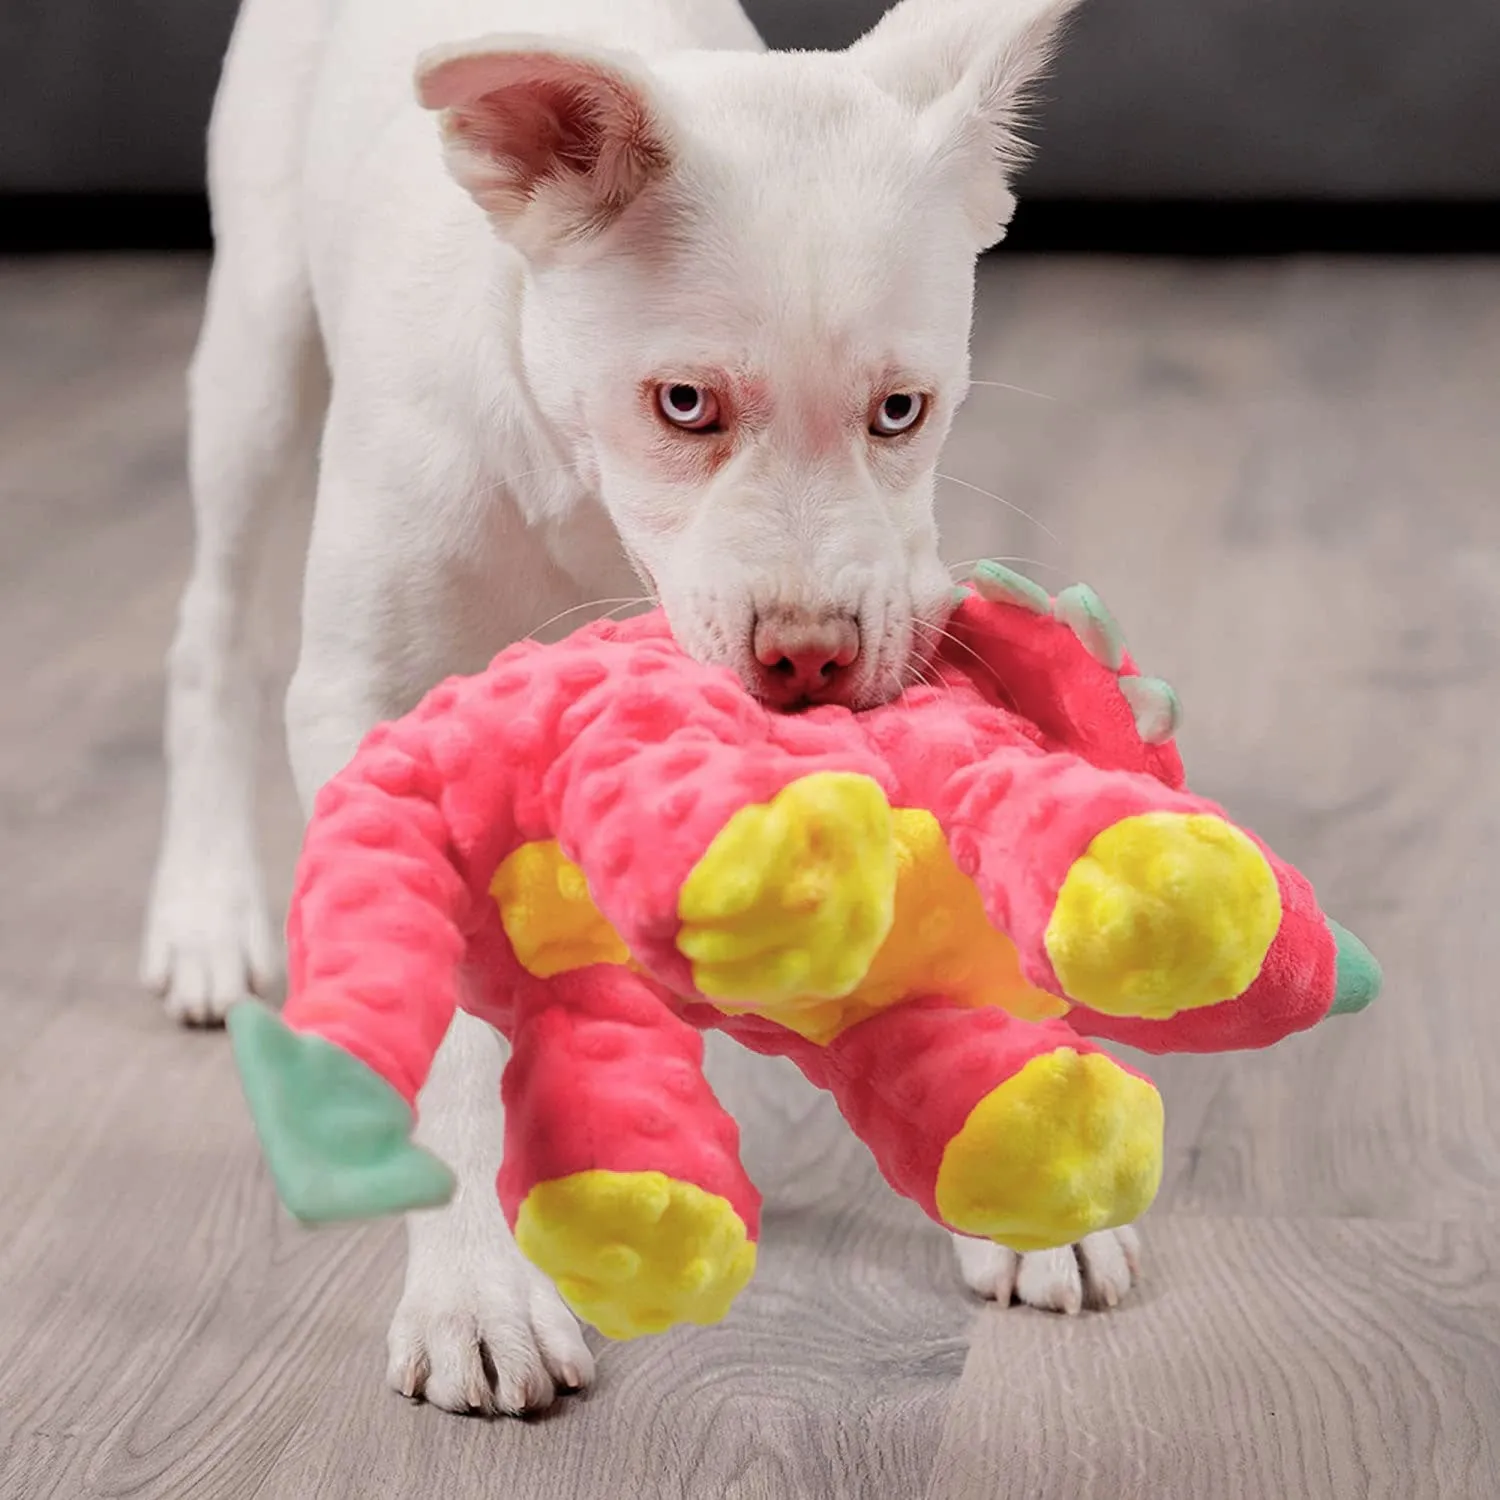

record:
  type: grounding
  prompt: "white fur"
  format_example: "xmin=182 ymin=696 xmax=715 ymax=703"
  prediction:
xmin=144 ymin=0 xmax=1125 ymax=1414
xmin=955 ymin=1225 xmax=1141 ymax=1313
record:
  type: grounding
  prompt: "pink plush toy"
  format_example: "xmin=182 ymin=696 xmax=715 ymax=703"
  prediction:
xmin=229 ymin=564 xmax=1378 ymax=1339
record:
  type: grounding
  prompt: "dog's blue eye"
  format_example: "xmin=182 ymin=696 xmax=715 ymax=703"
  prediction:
xmin=658 ymin=383 xmax=720 ymax=431
xmin=872 ymin=392 xmax=924 ymax=436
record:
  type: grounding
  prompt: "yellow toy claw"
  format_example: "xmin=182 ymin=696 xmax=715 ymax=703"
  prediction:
xmin=934 ymin=1048 xmax=1164 ymax=1252
xmin=676 ymin=772 xmax=898 ymax=1011
xmin=514 ymin=1170 xmax=757 ymax=1341
xmin=1044 ymin=811 xmax=1282 ymax=1019
xmin=860 ymin=809 xmax=1070 ymax=1026
xmin=492 ymin=840 xmax=631 ymax=977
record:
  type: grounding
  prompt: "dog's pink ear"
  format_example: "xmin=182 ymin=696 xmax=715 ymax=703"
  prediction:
xmin=847 ymin=0 xmax=1084 ymax=249
xmin=415 ymin=37 xmax=675 ymax=258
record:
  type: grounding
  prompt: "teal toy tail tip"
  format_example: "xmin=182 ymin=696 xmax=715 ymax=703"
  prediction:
xmin=1326 ymin=919 xmax=1382 ymax=1016
xmin=225 ymin=993 xmax=277 ymax=1038
xmin=228 ymin=997 xmax=455 ymax=1223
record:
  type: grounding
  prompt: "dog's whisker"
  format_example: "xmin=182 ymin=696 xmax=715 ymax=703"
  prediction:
xmin=915 ymin=617 xmax=1013 ymax=697
xmin=897 ymin=660 xmax=940 ymax=705
xmin=600 ymin=596 xmax=658 ymax=622
xmin=527 ymin=596 xmax=656 ymax=639
xmin=902 ymin=637 xmax=984 ymax=757
xmin=936 ymin=472 xmax=1062 ymax=545
xmin=475 ymin=458 xmax=588 ymax=502
xmin=902 ymin=646 xmax=940 ymax=689
xmin=916 ymin=617 xmax=991 ymax=663
xmin=966 ymin=378 xmax=1056 ymax=401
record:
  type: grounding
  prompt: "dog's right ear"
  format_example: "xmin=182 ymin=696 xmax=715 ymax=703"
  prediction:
xmin=415 ymin=36 xmax=675 ymax=260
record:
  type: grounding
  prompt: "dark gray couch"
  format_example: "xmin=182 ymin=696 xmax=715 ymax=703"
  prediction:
xmin=4 ymin=0 xmax=1498 ymax=198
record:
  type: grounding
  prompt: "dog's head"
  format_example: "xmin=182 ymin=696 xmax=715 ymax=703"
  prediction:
xmin=417 ymin=0 xmax=1080 ymax=707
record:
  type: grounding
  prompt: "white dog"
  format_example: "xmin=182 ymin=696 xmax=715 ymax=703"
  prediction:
xmin=143 ymin=0 xmax=1139 ymax=1415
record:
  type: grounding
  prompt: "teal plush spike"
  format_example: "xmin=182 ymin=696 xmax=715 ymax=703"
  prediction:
xmin=1324 ymin=921 xmax=1382 ymax=1016
xmin=1054 ymin=584 xmax=1126 ymax=671
xmin=1119 ymin=675 xmax=1182 ymax=744
xmin=971 ymin=560 xmax=1052 ymax=614
xmin=227 ymin=1000 xmax=455 ymax=1223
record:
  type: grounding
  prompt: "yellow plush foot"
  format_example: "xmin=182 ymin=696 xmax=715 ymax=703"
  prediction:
xmin=491 ymin=840 xmax=630 ymax=978
xmin=934 ymin=1048 xmax=1164 ymax=1252
xmin=677 ymin=771 xmax=897 ymax=1010
xmin=1044 ymin=811 xmax=1281 ymax=1019
xmin=514 ymin=1171 xmax=757 ymax=1341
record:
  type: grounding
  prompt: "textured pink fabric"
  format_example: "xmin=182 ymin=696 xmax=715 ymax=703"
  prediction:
xmin=811 ymin=1001 xmax=1118 ymax=1223
xmin=497 ymin=966 xmax=760 ymax=1237
xmin=278 ymin=592 xmax=1343 ymax=1230
xmin=1068 ymin=836 xmax=1338 ymax=1053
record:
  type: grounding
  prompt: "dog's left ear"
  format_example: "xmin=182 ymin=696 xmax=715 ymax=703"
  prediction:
xmin=847 ymin=0 xmax=1084 ymax=249
xmin=415 ymin=35 xmax=675 ymax=260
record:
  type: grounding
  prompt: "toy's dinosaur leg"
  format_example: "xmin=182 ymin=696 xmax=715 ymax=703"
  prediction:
xmin=938 ymin=573 xmax=1381 ymax=1045
xmin=1065 ymin=899 xmax=1381 ymax=1053
xmin=543 ymin=669 xmax=902 ymax=1008
xmin=226 ymin=728 xmax=485 ymax=1224
xmin=937 ymin=748 xmax=1291 ymax=1024
xmin=499 ymin=966 xmax=761 ymax=1341
xmin=796 ymin=1000 xmax=1163 ymax=1252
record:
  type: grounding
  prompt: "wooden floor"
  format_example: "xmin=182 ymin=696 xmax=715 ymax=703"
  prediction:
xmin=2 ymin=253 xmax=1499 ymax=1499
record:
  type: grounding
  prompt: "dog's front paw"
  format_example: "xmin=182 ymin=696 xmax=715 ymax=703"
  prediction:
xmin=387 ymin=1237 xmax=595 ymax=1416
xmin=141 ymin=845 xmax=280 ymax=1026
xmin=953 ymin=1225 xmax=1141 ymax=1315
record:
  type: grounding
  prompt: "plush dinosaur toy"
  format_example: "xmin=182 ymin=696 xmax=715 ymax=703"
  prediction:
xmin=228 ymin=563 xmax=1379 ymax=1340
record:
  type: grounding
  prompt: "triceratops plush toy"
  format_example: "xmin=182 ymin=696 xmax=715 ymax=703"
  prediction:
xmin=228 ymin=563 xmax=1379 ymax=1339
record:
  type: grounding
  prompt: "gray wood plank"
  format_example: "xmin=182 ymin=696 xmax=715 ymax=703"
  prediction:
xmin=3 ymin=253 xmax=1499 ymax=1498
xmin=926 ymin=1216 xmax=1500 ymax=1500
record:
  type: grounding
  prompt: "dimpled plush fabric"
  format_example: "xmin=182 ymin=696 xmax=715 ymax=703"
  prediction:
xmin=228 ymin=568 xmax=1379 ymax=1339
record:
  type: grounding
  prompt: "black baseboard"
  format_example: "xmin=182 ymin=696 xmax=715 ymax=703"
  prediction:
xmin=0 ymin=193 xmax=213 ymax=252
xmin=1001 ymin=199 xmax=1500 ymax=255
xmin=3 ymin=192 xmax=1498 ymax=256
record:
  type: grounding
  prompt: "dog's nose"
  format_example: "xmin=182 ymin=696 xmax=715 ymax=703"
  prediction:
xmin=751 ymin=613 xmax=861 ymax=706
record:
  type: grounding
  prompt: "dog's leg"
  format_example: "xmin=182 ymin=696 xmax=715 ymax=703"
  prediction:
xmin=284 ymin=448 xmax=595 ymax=1414
xmin=286 ymin=659 xmax=596 ymax=1414
xmin=142 ymin=0 xmax=325 ymax=1024
xmin=387 ymin=1008 xmax=596 ymax=1413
